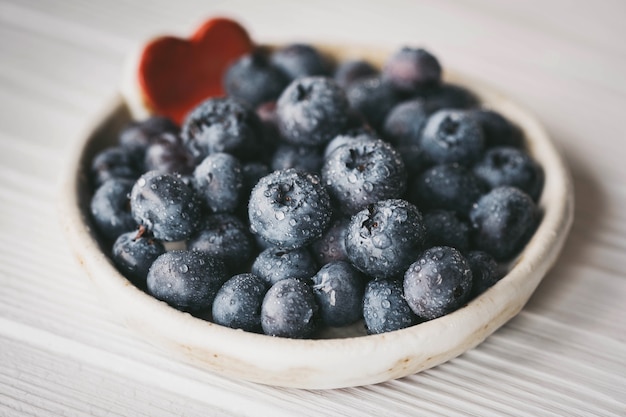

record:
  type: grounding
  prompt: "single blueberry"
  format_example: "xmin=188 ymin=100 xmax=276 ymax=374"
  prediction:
xmin=409 ymin=163 xmax=486 ymax=217
xmin=276 ymin=76 xmax=350 ymax=147
xmin=119 ymin=116 xmax=179 ymax=154
xmin=423 ymin=210 xmax=470 ymax=252
xmin=261 ymin=278 xmax=319 ymax=338
xmin=212 ymin=273 xmax=269 ymax=333
xmin=143 ymin=132 xmax=195 ymax=176
xmin=473 ymin=146 xmax=544 ymax=201
xmin=90 ymin=178 xmax=137 ymax=241
xmin=187 ymin=214 xmax=255 ymax=273
xmin=181 ymin=97 xmax=263 ymax=161
xmin=334 ymin=59 xmax=378 ymax=89
xmin=382 ymin=47 xmax=442 ymax=94
xmin=224 ymin=49 xmax=290 ymax=108
xmin=469 ymin=186 xmax=539 ymax=261
xmin=404 ymin=246 xmax=473 ymax=320
xmin=193 ymin=152 xmax=243 ymax=213
xmin=470 ymin=109 xmax=523 ymax=148
xmin=310 ymin=217 xmax=350 ymax=265
xmin=271 ymin=143 xmax=324 ymax=174
xmin=111 ymin=231 xmax=165 ymax=287
xmin=345 ymin=76 xmax=401 ymax=132
xmin=363 ymin=278 xmax=421 ymax=335
xmin=311 ymin=261 xmax=366 ymax=327
xmin=90 ymin=146 xmax=138 ymax=188
xmin=251 ymin=247 xmax=317 ymax=286
xmin=345 ymin=199 xmax=425 ymax=279
xmin=323 ymin=128 xmax=377 ymax=159
xmin=147 ymin=250 xmax=228 ymax=312
xmin=466 ymin=250 xmax=500 ymax=297
xmin=248 ymin=169 xmax=333 ymax=249
xmin=130 ymin=171 xmax=202 ymax=241
xmin=322 ymin=138 xmax=407 ymax=215
xmin=420 ymin=109 xmax=484 ymax=166
xmin=270 ymin=44 xmax=332 ymax=80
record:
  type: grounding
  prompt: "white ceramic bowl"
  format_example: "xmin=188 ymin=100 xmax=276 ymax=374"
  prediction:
xmin=59 ymin=44 xmax=574 ymax=389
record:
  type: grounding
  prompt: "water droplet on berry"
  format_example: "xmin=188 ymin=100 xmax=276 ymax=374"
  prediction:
xmin=275 ymin=211 xmax=285 ymax=220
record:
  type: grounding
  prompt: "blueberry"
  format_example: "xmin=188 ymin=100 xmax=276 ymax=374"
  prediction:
xmin=473 ymin=146 xmax=544 ymax=201
xmin=345 ymin=76 xmax=401 ymax=132
xmin=470 ymin=109 xmax=523 ymax=148
xmin=469 ymin=186 xmax=539 ymax=261
xmin=251 ymin=247 xmax=317 ymax=286
xmin=261 ymin=278 xmax=319 ymax=338
xmin=130 ymin=171 xmax=201 ymax=241
xmin=271 ymin=143 xmax=324 ymax=174
xmin=322 ymin=138 xmax=407 ymax=215
xmin=270 ymin=44 xmax=332 ymax=80
xmin=143 ymin=132 xmax=195 ymax=176
xmin=187 ymin=214 xmax=255 ymax=273
xmin=420 ymin=109 xmax=484 ymax=166
xmin=363 ymin=278 xmax=420 ymax=334
xmin=111 ymin=231 xmax=165 ymax=287
xmin=90 ymin=146 xmax=138 ymax=188
xmin=119 ymin=116 xmax=179 ymax=154
xmin=410 ymin=163 xmax=486 ymax=216
xmin=276 ymin=77 xmax=350 ymax=147
xmin=382 ymin=47 xmax=442 ymax=94
xmin=310 ymin=217 xmax=350 ymax=265
xmin=345 ymin=199 xmax=425 ymax=279
xmin=181 ymin=97 xmax=262 ymax=161
xmin=311 ymin=261 xmax=366 ymax=327
xmin=420 ymin=83 xmax=479 ymax=111
xmin=334 ymin=59 xmax=378 ymax=89
xmin=248 ymin=169 xmax=332 ymax=249
xmin=90 ymin=178 xmax=137 ymax=240
xmin=323 ymin=128 xmax=377 ymax=159
xmin=224 ymin=49 xmax=289 ymax=107
xmin=404 ymin=246 xmax=473 ymax=320
xmin=193 ymin=152 xmax=243 ymax=213
xmin=423 ymin=210 xmax=470 ymax=252
xmin=212 ymin=273 xmax=269 ymax=333
xmin=147 ymin=250 xmax=228 ymax=312
xmin=466 ymin=250 xmax=500 ymax=297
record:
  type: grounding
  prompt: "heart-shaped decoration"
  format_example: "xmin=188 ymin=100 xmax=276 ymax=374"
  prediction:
xmin=135 ymin=18 xmax=254 ymax=125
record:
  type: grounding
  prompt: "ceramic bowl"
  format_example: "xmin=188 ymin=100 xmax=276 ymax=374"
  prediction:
xmin=58 ymin=44 xmax=574 ymax=389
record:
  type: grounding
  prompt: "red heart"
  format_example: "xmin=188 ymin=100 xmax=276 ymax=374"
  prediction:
xmin=137 ymin=18 xmax=253 ymax=125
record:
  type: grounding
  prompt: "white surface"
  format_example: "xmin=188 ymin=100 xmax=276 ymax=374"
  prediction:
xmin=0 ymin=0 xmax=625 ymax=415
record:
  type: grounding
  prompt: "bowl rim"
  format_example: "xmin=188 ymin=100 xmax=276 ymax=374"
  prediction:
xmin=58 ymin=43 xmax=574 ymax=389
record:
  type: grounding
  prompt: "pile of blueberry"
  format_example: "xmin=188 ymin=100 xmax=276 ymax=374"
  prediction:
xmin=89 ymin=44 xmax=543 ymax=338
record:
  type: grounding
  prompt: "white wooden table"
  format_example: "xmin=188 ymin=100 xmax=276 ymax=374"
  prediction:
xmin=1 ymin=1 xmax=625 ymax=415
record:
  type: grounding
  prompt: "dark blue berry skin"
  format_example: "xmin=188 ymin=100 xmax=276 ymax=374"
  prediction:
xmin=111 ymin=231 xmax=165 ymax=287
xmin=251 ymin=247 xmax=317 ymax=286
xmin=130 ymin=171 xmax=202 ymax=242
xmin=346 ymin=76 xmax=401 ymax=132
xmin=90 ymin=178 xmax=137 ymax=241
xmin=404 ymin=246 xmax=473 ymax=320
xmin=363 ymin=278 xmax=420 ymax=335
xmin=271 ymin=143 xmax=324 ymax=174
xmin=382 ymin=99 xmax=433 ymax=175
xmin=345 ymin=199 xmax=425 ymax=279
xmin=420 ymin=83 xmax=479 ymax=111
xmin=119 ymin=116 xmax=179 ymax=154
xmin=323 ymin=129 xmax=377 ymax=159
xmin=261 ymin=278 xmax=319 ymax=338
xmin=322 ymin=138 xmax=407 ymax=215
xmin=410 ymin=163 xmax=486 ymax=217
xmin=91 ymin=146 xmax=139 ymax=188
xmin=334 ymin=59 xmax=378 ymax=89
xmin=254 ymin=101 xmax=282 ymax=164
xmin=147 ymin=250 xmax=228 ymax=312
xmin=181 ymin=97 xmax=263 ymax=162
xmin=276 ymin=77 xmax=350 ymax=147
xmin=466 ymin=251 xmax=500 ymax=297
xmin=270 ymin=44 xmax=332 ymax=81
xmin=382 ymin=47 xmax=442 ymax=94
xmin=311 ymin=261 xmax=366 ymax=327
xmin=224 ymin=50 xmax=290 ymax=108
xmin=193 ymin=152 xmax=243 ymax=213
xmin=143 ymin=132 xmax=195 ymax=176
xmin=470 ymin=109 xmax=523 ymax=148
xmin=473 ymin=146 xmax=544 ymax=201
xmin=248 ymin=169 xmax=333 ymax=249
xmin=187 ymin=214 xmax=255 ymax=273
xmin=423 ymin=210 xmax=470 ymax=252
xmin=469 ymin=186 xmax=539 ymax=261
xmin=212 ymin=273 xmax=269 ymax=333
xmin=420 ymin=110 xmax=485 ymax=166
xmin=310 ymin=217 xmax=350 ymax=265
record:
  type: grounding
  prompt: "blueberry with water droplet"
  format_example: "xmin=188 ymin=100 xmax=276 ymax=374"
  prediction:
xmin=212 ymin=273 xmax=269 ymax=333
xmin=310 ymin=217 xmax=351 ymax=265
xmin=363 ymin=278 xmax=421 ymax=334
xmin=111 ymin=230 xmax=165 ymax=287
xmin=193 ymin=152 xmax=243 ymax=213
xmin=251 ymin=247 xmax=317 ymax=286
xmin=90 ymin=178 xmax=137 ymax=241
xmin=467 ymin=250 xmax=500 ymax=297
xmin=261 ymin=278 xmax=319 ymax=338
